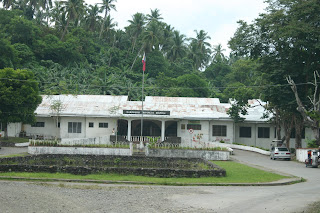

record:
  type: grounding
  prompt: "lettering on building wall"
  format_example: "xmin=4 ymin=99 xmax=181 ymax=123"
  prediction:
xmin=123 ymin=110 xmax=170 ymax=115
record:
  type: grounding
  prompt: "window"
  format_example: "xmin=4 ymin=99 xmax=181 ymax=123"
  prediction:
xmin=31 ymin=122 xmax=45 ymax=127
xmin=187 ymin=124 xmax=201 ymax=130
xmin=239 ymin=127 xmax=251 ymax=138
xmin=68 ymin=122 xmax=81 ymax=133
xmin=99 ymin=123 xmax=108 ymax=128
xmin=89 ymin=122 xmax=94 ymax=128
xmin=274 ymin=127 xmax=277 ymax=138
xmin=258 ymin=127 xmax=270 ymax=138
xmin=212 ymin=125 xmax=227 ymax=136
xmin=181 ymin=124 xmax=185 ymax=130
xmin=187 ymin=120 xmax=201 ymax=130
xmin=57 ymin=122 xmax=60 ymax=128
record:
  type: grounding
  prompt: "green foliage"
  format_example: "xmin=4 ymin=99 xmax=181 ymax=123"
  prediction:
xmin=0 ymin=68 xmax=42 ymax=125
xmin=306 ymin=139 xmax=318 ymax=148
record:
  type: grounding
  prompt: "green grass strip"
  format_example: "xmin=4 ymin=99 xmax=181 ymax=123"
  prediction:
xmin=0 ymin=161 xmax=287 ymax=184
xmin=0 ymin=137 xmax=29 ymax=143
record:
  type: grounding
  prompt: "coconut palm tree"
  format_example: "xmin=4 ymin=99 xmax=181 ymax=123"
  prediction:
xmin=60 ymin=0 xmax=85 ymax=40
xmin=127 ymin=12 xmax=146 ymax=53
xmin=84 ymin=4 xmax=102 ymax=32
xmin=99 ymin=0 xmax=117 ymax=39
xmin=142 ymin=20 xmax=163 ymax=52
xmin=167 ymin=30 xmax=187 ymax=62
xmin=188 ymin=29 xmax=212 ymax=69
xmin=146 ymin=8 xmax=163 ymax=22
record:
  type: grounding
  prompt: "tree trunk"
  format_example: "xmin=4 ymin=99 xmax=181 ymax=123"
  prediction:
xmin=60 ymin=18 xmax=70 ymax=41
xmin=282 ymin=115 xmax=294 ymax=149
xmin=275 ymin=108 xmax=282 ymax=140
xmin=4 ymin=123 xmax=8 ymax=140
xmin=294 ymin=114 xmax=303 ymax=149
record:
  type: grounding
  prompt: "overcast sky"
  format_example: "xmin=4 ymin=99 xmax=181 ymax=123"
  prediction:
xmin=86 ymin=0 xmax=268 ymax=55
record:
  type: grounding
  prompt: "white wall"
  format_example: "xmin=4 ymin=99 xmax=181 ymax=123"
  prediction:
xmin=24 ymin=118 xmax=57 ymax=138
xmin=209 ymin=120 xmax=234 ymax=143
xmin=7 ymin=122 xmax=21 ymax=137
xmin=235 ymin=123 xmax=276 ymax=149
xmin=59 ymin=117 xmax=117 ymax=139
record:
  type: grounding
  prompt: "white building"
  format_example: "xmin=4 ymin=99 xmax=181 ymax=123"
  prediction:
xmin=4 ymin=95 xmax=311 ymax=149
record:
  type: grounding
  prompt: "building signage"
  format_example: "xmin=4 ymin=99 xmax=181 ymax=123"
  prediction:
xmin=123 ymin=110 xmax=170 ymax=115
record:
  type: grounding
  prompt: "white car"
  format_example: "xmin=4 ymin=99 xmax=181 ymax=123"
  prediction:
xmin=270 ymin=147 xmax=291 ymax=160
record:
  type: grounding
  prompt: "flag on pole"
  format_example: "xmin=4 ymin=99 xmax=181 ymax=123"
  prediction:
xmin=142 ymin=52 xmax=146 ymax=72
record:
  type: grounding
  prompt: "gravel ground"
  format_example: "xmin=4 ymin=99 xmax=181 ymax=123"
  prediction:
xmin=0 ymin=181 xmax=212 ymax=213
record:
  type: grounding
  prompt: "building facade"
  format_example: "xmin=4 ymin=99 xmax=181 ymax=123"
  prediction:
xmin=4 ymin=95 xmax=311 ymax=149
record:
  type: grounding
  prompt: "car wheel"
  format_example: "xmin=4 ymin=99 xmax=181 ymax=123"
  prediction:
xmin=273 ymin=157 xmax=276 ymax=160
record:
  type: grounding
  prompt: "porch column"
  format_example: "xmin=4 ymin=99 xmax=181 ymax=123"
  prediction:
xmin=127 ymin=119 xmax=132 ymax=141
xmin=161 ymin=120 xmax=165 ymax=142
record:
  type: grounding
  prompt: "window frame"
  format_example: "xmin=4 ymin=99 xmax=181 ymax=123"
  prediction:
xmin=31 ymin=122 xmax=45 ymax=128
xmin=99 ymin=123 xmax=108 ymax=128
xmin=212 ymin=125 xmax=227 ymax=137
xmin=239 ymin=126 xmax=251 ymax=138
xmin=68 ymin=122 xmax=81 ymax=133
xmin=258 ymin=127 xmax=270 ymax=138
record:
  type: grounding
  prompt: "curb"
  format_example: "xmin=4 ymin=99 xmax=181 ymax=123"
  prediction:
xmin=0 ymin=176 xmax=303 ymax=186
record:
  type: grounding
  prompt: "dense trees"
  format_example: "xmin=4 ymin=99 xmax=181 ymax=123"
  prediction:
xmin=228 ymin=0 xmax=320 ymax=147
xmin=0 ymin=68 xmax=42 ymax=138
xmin=1 ymin=0 xmax=319 ymax=147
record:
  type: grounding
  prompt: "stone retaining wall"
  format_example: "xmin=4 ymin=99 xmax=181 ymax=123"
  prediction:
xmin=0 ymin=155 xmax=226 ymax=178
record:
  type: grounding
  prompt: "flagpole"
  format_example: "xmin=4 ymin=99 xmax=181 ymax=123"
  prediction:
xmin=141 ymin=69 xmax=144 ymax=141
xmin=141 ymin=53 xmax=146 ymax=145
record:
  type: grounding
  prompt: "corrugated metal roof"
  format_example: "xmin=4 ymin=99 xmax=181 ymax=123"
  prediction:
xmin=35 ymin=95 xmax=270 ymax=122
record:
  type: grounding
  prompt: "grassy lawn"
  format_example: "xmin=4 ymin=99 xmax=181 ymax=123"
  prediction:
xmin=0 ymin=137 xmax=29 ymax=143
xmin=0 ymin=153 xmax=30 ymax=158
xmin=0 ymin=161 xmax=290 ymax=185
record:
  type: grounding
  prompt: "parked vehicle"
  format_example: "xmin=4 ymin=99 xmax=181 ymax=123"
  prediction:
xmin=305 ymin=149 xmax=319 ymax=168
xmin=270 ymin=147 xmax=291 ymax=160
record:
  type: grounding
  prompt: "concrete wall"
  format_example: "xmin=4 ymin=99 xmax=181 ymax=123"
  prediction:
xmin=296 ymin=148 xmax=319 ymax=163
xmin=24 ymin=117 xmax=57 ymax=138
xmin=28 ymin=146 xmax=132 ymax=156
xmin=3 ymin=122 xmax=22 ymax=137
xmin=146 ymin=148 xmax=230 ymax=160
xmin=209 ymin=120 xmax=234 ymax=143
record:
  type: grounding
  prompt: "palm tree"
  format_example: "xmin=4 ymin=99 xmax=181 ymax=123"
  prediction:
xmin=100 ymin=15 xmax=117 ymax=41
xmin=84 ymin=4 xmax=102 ymax=32
xmin=146 ymin=8 xmax=163 ymax=22
xmin=167 ymin=30 xmax=187 ymax=62
xmin=212 ymin=44 xmax=226 ymax=63
xmin=127 ymin=12 xmax=146 ymax=53
xmin=142 ymin=20 xmax=163 ymax=52
xmin=99 ymin=0 xmax=117 ymax=39
xmin=160 ymin=24 xmax=174 ymax=55
xmin=60 ymin=0 xmax=85 ymax=40
xmin=189 ymin=29 xmax=212 ymax=69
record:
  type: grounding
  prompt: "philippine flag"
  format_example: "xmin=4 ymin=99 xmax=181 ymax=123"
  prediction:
xmin=142 ymin=53 xmax=146 ymax=72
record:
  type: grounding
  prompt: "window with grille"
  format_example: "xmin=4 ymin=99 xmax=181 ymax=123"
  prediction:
xmin=68 ymin=122 xmax=81 ymax=133
xmin=31 ymin=122 xmax=45 ymax=127
xmin=187 ymin=124 xmax=201 ymax=130
xmin=212 ymin=125 xmax=227 ymax=136
xmin=99 ymin=123 xmax=108 ymax=128
xmin=258 ymin=127 xmax=270 ymax=138
xmin=89 ymin=122 xmax=94 ymax=128
xmin=239 ymin=127 xmax=251 ymax=138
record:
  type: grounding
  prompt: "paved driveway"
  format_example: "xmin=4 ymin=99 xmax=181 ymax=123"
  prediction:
xmin=172 ymin=149 xmax=320 ymax=213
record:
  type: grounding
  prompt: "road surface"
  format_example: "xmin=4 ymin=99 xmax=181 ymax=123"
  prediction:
xmin=0 ymin=148 xmax=318 ymax=213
